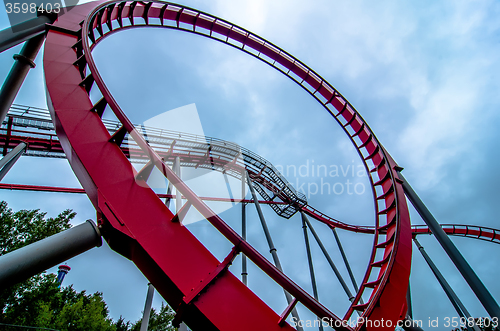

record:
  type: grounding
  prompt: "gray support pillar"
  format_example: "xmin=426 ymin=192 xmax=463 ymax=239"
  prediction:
xmin=0 ymin=220 xmax=102 ymax=288
xmin=302 ymin=217 xmax=323 ymax=331
xmin=174 ymin=156 xmax=181 ymax=213
xmin=140 ymin=283 xmax=155 ymax=331
xmin=165 ymin=157 xmax=180 ymax=209
xmin=399 ymin=171 xmax=500 ymax=320
xmin=165 ymin=181 xmax=173 ymax=208
xmin=332 ymin=227 xmax=359 ymax=293
xmin=241 ymin=173 xmax=248 ymax=286
xmin=0 ymin=34 xmax=45 ymax=124
xmin=245 ymin=171 xmax=303 ymax=331
xmin=0 ymin=15 xmax=51 ymax=53
xmin=406 ymin=282 xmax=413 ymax=319
xmin=171 ymin=158 xmax=188 ymax=331
xmin=413 ymin=238 xmax=480 ymax=331
xmin=301 ymin=212 xmax=354 ymax=301
xmin=0 ymin=142 xmax=26 ymax=181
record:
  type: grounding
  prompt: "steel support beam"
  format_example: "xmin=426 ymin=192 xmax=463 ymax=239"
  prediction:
xmin=139 ymin=283 xmax=155 ymax=331
xmin=0 ymin=182 xmax=289 ymax=205
xmin=302 ymin=217 xmax=323 ymax=331
xmin=413 ymin=238 xmax=480 ymax=331
xmin=0 ymin=142 xmax=26 ymax=181
xmin=165 ymin=156 xmax=180 ymax=209
xmin=0 ymin=220 xmax=101 ymax=288
xmin=174 ymin=156 xmax=181 ymax=213
xmin=246 ymin=171 xmax=303 ymax=331
xmin=399 ymin=171 xmax=500 ymax=320
xmin=164 ymin=177 xmax=173 ymax=208
xmin=0 ymin=34 xmax=45 ymax=124
xmin=241 ymin=173 xmax=248 ymax=286
xmin=332 ymin=227 xmax=359 ymax=293
xmin=407 ymin=282 xmax=413 ymax=319
xmin=301 ymin=212 xmax=354 ymax=301
xmin=0 ymin=15 xmax=51 ymax=53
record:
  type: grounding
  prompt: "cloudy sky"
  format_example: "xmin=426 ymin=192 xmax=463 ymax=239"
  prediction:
xmin=1 ymin=0 xmax=500 ymax=329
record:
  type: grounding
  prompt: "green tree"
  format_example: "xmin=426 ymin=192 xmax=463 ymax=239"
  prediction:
xmin=0 ymin=201 xmax=115 ymax=330
xmin=0 ymin=201 xmax=177 ymax=331
xmin=130 ymin=304 xmax=177 ymax=331
xmin=0 ymin=200 xmax=74 ymax=255
xmin=0 ymin=200 xmax=75 ymax=318
xmin=2 ymin=273 xmax=116 ymax=331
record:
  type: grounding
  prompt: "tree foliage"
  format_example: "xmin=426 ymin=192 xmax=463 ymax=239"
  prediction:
xmin=130 ymin=304 xmax=177 ymax=331
xmin=1 ymin=273 xmax=116 ymax=331
xmin=0 ymin=201 xmax=76 ymax=318
xmin=0 ymin=201 xmax=177 ymax=331
xmin=0 ymin=200 xmax=74 ymax=255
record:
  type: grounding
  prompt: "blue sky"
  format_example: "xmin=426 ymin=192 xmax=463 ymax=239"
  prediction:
xmin=1 ymin=0 xmax=500 ymax=329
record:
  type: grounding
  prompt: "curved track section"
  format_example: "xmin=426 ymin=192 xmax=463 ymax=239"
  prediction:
xmin=1 ymin=105 xmax=306 ymax=218
xmin=412 ymin=224 xmax=500 ymax=245
xmin=8 ymin=107 xmax=500 ymax=247
xmin=43 ymin=1 xmax=412 ymax=330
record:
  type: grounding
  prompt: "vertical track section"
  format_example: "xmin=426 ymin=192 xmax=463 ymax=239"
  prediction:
xmin=43 ymin=1 xmax=412 ymax=330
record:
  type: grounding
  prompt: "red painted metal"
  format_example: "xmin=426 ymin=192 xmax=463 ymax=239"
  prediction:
xmin=0 ymin=183 xmax=85 ymax=194
xmin=3 ymin=173 xmax=497 ymax=250
xmin=41 ymin=1 xmax=413 ymax=330
xmin=279 ymin=298 xmax=299 ymax=326
xmin=302 ymin=204 xmax=375 ymax=234
xmin=1 ymin=107 xmax=305 ymax=218
xmin=412 ymin=224 xmax=500 ymax=245
xmin=2 ymin=182 xmax=498 ymax=248
xmin=0 ymin=182 xmax=287 ymax=204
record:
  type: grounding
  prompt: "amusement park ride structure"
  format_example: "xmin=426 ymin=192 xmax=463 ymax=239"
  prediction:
xmin=0 ymin=1 xmax=499 ymax=331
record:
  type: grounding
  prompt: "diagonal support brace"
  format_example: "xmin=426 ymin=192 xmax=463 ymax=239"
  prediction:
xmin=0 ymin=142 xmax=27 ymax=181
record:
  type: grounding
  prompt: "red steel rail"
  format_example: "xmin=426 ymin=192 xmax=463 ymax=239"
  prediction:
xmin=0 ymin=106 xmax=305 ymax=217
xmin=412 ymin=224 xmax=500 ymax=245
xmin=42 ymin=1 xmax=412 ymax=330
xmin=4 ymin=177 xmax=498 ymax=249
xmin=0 ymin=183 xmax=287 ymax=205
xmin=3 ymin=175 xmax=496 ymax=248
xmin=3 ymin=181 xmax=497 ymax=247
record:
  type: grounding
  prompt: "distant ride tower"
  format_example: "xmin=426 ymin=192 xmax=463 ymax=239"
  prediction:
xmin=56 ymin=265 xmax=71 ymax=287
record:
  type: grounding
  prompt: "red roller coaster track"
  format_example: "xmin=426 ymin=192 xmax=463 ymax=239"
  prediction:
xmin=41 ymin=1 xmax=414 ymax=330
xmin=1 ymin=0 xmax=498 ymax=329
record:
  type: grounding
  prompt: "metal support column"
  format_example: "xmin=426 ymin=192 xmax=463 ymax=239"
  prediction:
xmin=301 ymin=212 xmax=354 ymax=301
xmin=139 ymin=283 xmax=155 ymax=331
xmin=174 ymin=156 xmax=181 ymax=213
xmin=302 ymin=217 xmax=323 ymax=331
xmin=399 ymin=171 xmax=500 ymax=320
xmin=0 ymin=220 xmax=102 ymax=288
xmin=0 ymin=34 xmax=45 ymax=124
xmin=407 ymin=282 xmax=413 ymax=319
xmin=167 ymin=157 xmax=188 ymax=330
xmin=0 ymin=15 xmax=51 ymax=53
xmin=245 ymin=171 xmax=303 ymax=331
xmin=165 ymin=156 xmax=180 ymax=210
xmin=3 ymin=116 xmax=13 ymax=156
xmin=332 ymin=227 xmax=359 ymax=293
xmin=0 ymin=142 xmax=26 ymax=181
xmin=413 ymin=238 xmax=480 ymax=331
xmin=241 ymin=172 xmax=248 ymax=286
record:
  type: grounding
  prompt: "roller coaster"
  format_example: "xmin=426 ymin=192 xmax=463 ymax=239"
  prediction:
xmin=0 ymin=1 xmax=499 ymax=331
